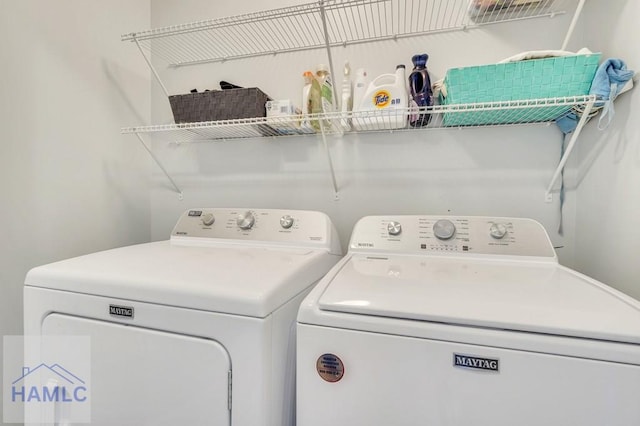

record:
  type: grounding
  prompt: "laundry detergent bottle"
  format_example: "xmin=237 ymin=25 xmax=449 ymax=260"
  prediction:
xmin=353 ymin=64 xmax=408 ymax=131
xmin=408 ymin=53 xmax=434 ymax=127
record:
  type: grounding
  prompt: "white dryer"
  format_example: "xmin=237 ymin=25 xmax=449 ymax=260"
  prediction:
xmin=297 ymin=215 xmax=640 ymax=426
xmin=24 ymin=208 xmax=342 ymax=426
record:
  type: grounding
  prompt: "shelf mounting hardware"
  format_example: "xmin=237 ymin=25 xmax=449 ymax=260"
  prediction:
xmin=134 ymin=133 xmax=184 ymax=200
xmin=319 ymin=120 xmax=340 ymax=199
xmin=561 ymin=0 xmax=586 ymax=50
xmin=545 ymin=95 xmax=596 ymax=202
xmin=132 ymin=35 xmax=170 ymax=98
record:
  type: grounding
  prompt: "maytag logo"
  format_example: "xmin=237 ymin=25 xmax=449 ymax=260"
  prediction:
xmin=453 ymin=354 xmax=499 ymax=372
xmin=109 ymin=305 xmax=134 ymax=319
xmin=356 ymin=242 xmax=374 ymax=248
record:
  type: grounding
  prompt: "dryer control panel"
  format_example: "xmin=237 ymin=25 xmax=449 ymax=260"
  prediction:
xmin=170 ymin=208 xmax=341 ymax=254
xmin=349 ymin=215 xmax=556 ymax=258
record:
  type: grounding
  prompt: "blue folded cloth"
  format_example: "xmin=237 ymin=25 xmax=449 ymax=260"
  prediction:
xmin=556 ymin=58 xmax=634 ymax=133
xmin=591 ymin=58 xmax=634 ymax=102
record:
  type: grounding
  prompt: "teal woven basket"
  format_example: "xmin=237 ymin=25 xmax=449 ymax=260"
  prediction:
xmin=442 ymin=53 xmax=601 ymax=126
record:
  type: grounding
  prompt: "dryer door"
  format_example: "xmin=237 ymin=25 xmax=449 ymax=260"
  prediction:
xmin=41 ymin=314 xmax=231 ymax=426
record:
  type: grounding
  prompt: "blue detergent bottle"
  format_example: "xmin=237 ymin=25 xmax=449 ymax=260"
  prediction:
xmin=408 ymin=53 xmax=434 ymax=127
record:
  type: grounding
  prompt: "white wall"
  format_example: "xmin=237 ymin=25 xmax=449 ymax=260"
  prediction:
xmin=0 ymin=1 xmax=151 ymax=421
xmin=572 ymin=0 xmax=640 ymax=300
xmin=148 ymin=0 xmax=582 ymax=264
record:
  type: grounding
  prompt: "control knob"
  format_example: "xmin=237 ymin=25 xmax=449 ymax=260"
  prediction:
xmin=280 ymin=215 xmax=294 ymax=229
xmin=490 ymin=223 xmax=508 ymax=239
xmin=237 ymin=211 xmax=256 ymax=230
xmin=433 ymin=219 xmax=456 ymax=240
xmin=201 ymin=213 xmax=215 ymax=227
xmin=387 ymin=221 xmax=402 ymax=236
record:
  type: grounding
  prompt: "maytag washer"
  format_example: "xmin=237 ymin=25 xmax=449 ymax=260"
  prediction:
xmin=24 ymin=208 xmax=342 ymax=426
xmin=297 ymin=215 xmax=640 ymax=426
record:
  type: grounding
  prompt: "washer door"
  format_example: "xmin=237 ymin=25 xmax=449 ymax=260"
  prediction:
xmin=42 ymin=314 xmax=231 ymax=426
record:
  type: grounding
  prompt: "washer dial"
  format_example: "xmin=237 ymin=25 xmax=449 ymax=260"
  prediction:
xmin=280 ymin=215 xmax=294 ymax=229
xmin=237 ymin=211 xmax=256 ymax=230
xmin=433 ymin=219 xmax=456 ymax=240
xmin=387 ymin=221 xmax=402 ymax=236
xmin=490 ymin=223 xmax=508 ymax=239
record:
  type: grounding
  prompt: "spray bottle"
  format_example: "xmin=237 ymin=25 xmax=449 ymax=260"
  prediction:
xmin=340 ymin=62 xmax=353 ymax=130
xmin=301 ymin=71 xmax=316 ymax=132
xmin=316 ymin=64 xmax=334 ymax=130
xmin=352 ymin=68 xmax=368 ymax=113
xmin=307 ymin=71 xmax=323 ymax=132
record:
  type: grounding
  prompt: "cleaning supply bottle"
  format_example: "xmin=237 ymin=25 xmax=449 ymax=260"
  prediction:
xmin=302 ymin=71 xmax=316 ymax=132
xmin=340 ymin=62 xmax=353 ymax=130
xmin=352 ymin=68 xmax=368 ymax=113
xmin=408 ymin=53 xmax=434 ymax=127
xmin=316 ymin=64 xmax=334 ymax=129
xmin=307 ymin=71 xmax=323 ymax=132
xmin=353 ymin=64 xmax=408 ymax=131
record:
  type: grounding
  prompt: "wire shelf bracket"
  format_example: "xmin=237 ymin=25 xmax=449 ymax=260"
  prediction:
xmin=544 ymin=95 xmax=596 ymax=202
xmin=133 ymin=132 xmax=184 ymax=200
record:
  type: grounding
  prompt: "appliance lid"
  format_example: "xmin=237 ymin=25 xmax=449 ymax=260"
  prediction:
xmin=318 ymin=254 xmax=640 ymax=344
xmin=26 ymin=241 xmax=338 ymax=318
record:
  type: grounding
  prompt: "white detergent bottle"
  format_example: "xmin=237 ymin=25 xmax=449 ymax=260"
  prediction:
xmin=352 ymin=68 xmax=368 ymax=113
xmin=340 ymin=61 xmax=353 ymax=130
xmin=353 ymin=64 xmax=408 ymax=131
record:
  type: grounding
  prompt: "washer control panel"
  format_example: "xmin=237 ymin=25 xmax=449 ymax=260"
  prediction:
xmin=350 ymin=215 xmax=556 ymax=258
xmin=170 ymin=208 xmax=336 ymax=249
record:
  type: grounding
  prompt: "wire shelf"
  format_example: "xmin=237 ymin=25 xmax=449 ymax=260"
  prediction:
xmin=122 ymin=0 xmax=569 ymax=67
xmin=121 ymin=95 xmax=594 ymax=142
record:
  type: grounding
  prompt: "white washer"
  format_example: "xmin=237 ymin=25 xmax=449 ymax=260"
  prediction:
xmin=297 ymin=215 xmax=640 ymax=426
xmin=24 ymin=208 xmax=342 ymax=426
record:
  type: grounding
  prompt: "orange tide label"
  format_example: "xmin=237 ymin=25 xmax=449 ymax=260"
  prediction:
xmin=373 ymin=90 xmax=391 ymax=108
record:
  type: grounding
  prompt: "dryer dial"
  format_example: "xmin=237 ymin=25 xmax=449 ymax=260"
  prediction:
xmin=387 ymin=221 xmax=402 ymax=236
xmin=280 ymin=215 xmax=294 ymax=229
xmin=201 ymin=213 xmax=215 ymax=227
xmin=237 ymin=212 xmax=256 ymax=230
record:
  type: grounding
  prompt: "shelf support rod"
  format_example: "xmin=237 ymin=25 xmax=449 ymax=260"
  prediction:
xmin=133 ymin=36 xmax=171 ymax=98
xmin=545 ymin=97 xmax=596 ymax=201
xmin=561 ymin=0 xmax=586 ymax=50
xmin=317 ymin=0 xmax=340 ymax=199
xmin=318 ymin=0 xmax=340 ymax=112
xmin=319 ymin=121 xmax=339 ymax=199
xmin=134 ymin=132 xmax=184 ymax=200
